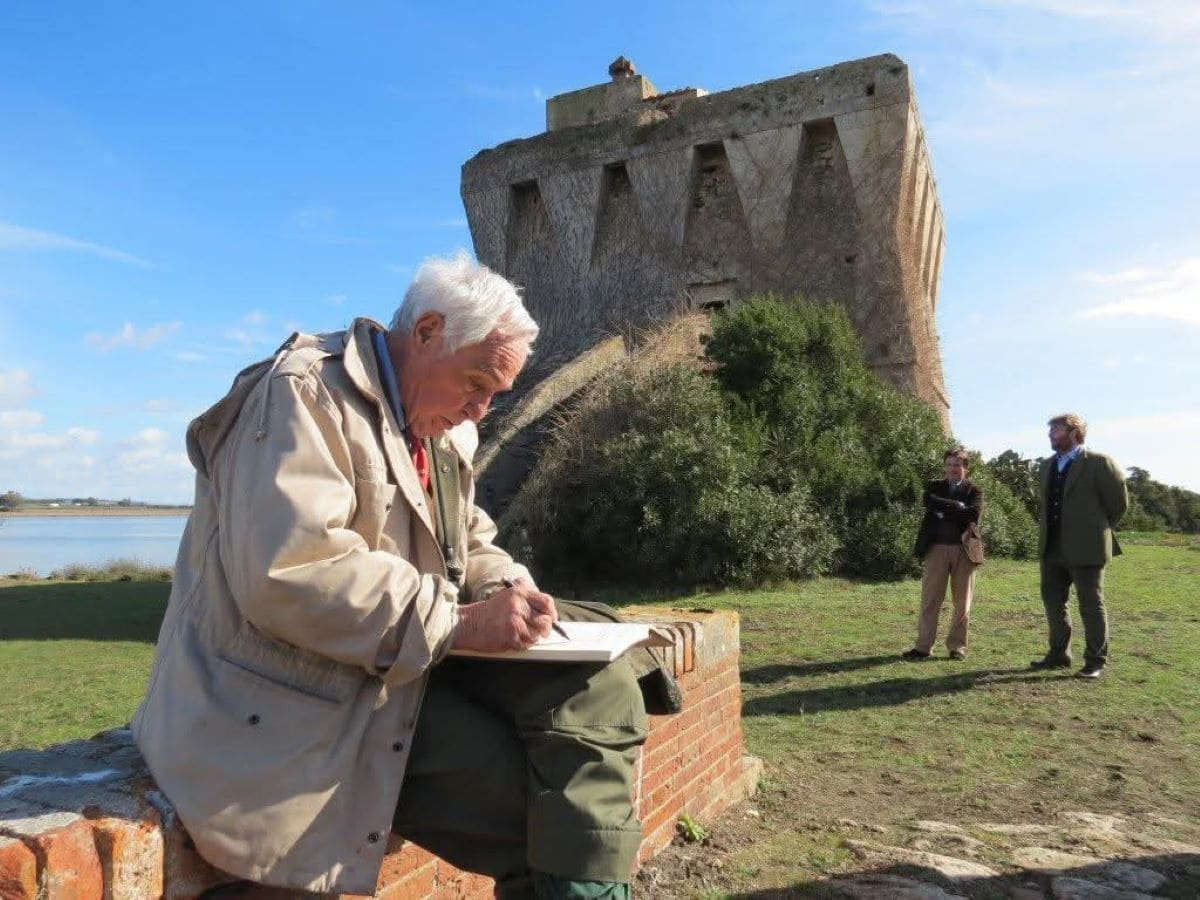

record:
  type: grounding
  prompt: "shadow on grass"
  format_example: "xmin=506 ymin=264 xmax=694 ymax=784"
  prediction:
xmin=743 ymin=668 xmax=1052 ymax=716
xmin=0 ymin=580 xmax=168 ymax=642
xmin=720 ymin=850 xmax=1200 ymax=897
xmin=742 ymin=655 xmax=899 ymax=684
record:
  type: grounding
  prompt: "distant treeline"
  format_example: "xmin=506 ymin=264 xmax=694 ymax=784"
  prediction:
xmin=0 ymin=492 xmax=181 ymax=510
xmin=987 ymin=452 xmax=1200 ymax=534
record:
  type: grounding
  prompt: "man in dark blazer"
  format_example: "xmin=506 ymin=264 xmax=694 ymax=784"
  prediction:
xmin=903 ymin=448 xmax=984 ymax=661
xmin=1031 ymin=413 xmax=1128 ymax=679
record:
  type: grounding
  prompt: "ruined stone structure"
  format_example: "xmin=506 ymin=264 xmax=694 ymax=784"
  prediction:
xmin=461 ymin=53 xmax=950 ymax=424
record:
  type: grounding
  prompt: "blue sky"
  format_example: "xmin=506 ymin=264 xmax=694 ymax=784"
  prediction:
xmin=1 ymin=1 xmax=1197 ymax=503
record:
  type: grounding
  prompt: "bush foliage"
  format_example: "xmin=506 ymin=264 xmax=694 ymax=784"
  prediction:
xmin=508 ymin=298 xmax=1038 ymax=586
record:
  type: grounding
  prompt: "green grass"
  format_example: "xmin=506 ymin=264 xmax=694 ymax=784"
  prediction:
xmin=0 ymin=578 xmax=168 ymax=750
xmin=3 ymin=536 xmax=1198 ymax=842
xmin=606 ymin=537 xmax=1200 ymax=828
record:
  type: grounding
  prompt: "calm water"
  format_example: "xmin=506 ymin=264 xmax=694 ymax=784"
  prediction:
xmin=0 ymin=515 xmax=188 ymax=576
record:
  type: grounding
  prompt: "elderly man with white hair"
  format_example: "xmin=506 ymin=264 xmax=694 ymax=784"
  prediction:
xmin=133 ymin=254 xmax=657 ymax=899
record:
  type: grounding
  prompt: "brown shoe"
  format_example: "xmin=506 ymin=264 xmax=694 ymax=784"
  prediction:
xmin=900 ymin=648 xmax=931 ymax=661
xmin=948 ymin=649 xmax=967 ymax=660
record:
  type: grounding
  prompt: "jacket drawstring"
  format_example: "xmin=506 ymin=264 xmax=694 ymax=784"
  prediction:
xmin=254 ymin=351 xmax=290 ymax=441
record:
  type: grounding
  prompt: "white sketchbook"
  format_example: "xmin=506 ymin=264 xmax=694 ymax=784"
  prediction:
xmin=449 ymin=621 xmax=673 ymax=663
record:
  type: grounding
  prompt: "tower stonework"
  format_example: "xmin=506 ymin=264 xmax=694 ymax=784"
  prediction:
xmin=462 ymin=52 xmax=950 ymax=425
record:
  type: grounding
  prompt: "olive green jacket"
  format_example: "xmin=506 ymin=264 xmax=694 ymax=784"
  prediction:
xmin=1038 ymin=448 xmax=1128 ymax=566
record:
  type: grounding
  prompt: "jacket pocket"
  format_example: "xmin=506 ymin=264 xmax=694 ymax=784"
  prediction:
xmin=351 ymin=478 xmax=397 ymax=551
xmin=219 ymin=619 xmax=364 ymax=704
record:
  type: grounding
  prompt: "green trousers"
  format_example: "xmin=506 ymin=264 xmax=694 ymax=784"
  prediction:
xmin=392 ymin=601 xmax=648 ymax=899
xmin=1040 ymin=550 xmax=1109 ymax=665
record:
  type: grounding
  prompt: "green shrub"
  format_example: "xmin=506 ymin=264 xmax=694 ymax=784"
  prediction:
xmin=510 ymin=299 xmax=1040 ymax=587
xmin=706 ymin=299 xmax=945 ymax=577
xmin=967 ymin=456 xmax=1038 ymax=559
xmin=510 ymin=356 xmax=834 ymax=587
xmin=837 ymin=502 xmax=924 ymax=580
xmin=47 ymin=559 xmax=172 ymax=582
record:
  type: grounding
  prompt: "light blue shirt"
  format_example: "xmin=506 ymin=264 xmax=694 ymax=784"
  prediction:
xmin=1056 ymin=444 xmax=1082 ymax=473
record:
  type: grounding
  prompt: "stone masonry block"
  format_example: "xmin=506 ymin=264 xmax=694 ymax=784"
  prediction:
xmin=0 ymin=804 xmax=103 ymax=900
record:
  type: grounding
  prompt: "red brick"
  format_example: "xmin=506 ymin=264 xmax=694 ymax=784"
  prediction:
xmin=433 ymin=864 xmax=493 ymax=899
xmin=377 ymin=837 xmax=437 ymax=887
xmin=376 ymin=859 xmax=436 ymax=900
xmin=0 ymin=835 xmax=37 ymax=899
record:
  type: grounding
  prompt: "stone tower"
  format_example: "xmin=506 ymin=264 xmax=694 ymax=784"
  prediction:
xmin=461 ymin=52 xmax=950 ymax=425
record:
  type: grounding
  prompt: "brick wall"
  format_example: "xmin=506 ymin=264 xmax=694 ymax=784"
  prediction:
xmin=0 ymin=609 xmax=758 ymax=899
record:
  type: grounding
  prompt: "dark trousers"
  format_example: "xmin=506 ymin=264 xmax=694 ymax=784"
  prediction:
xmin=1040 ymin=550 xmax=1109 ymax=665
xmin=391 ymin=602 xmax=647 ymax=898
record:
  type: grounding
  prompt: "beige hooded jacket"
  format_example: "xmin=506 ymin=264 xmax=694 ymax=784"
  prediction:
xmin=132 ymin=318 xmax=529 ymax=894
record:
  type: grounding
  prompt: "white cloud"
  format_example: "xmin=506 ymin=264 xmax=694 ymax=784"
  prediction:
xmin=0 ymin=369 xmax=35 ymax=407
xmin=0 ymin=221 xmax=152 ymax=268
xmin=244 ymin=310 xmax=266 ymax=325
xmin=0 ymin=424 xmax=102 ymax=458
xmin=1079 ymin=268 xmax=1153 ymax=286
xmin=0 ymin=420 xmax=192 ymax=503
xmin=325 ymin=293 xmax=347 ymax=305
xmin=85 ymin=321 xmax=182 ymax=352
xmin=0 ymin=409 xmax=44 ymax=429
xmin=224 ymin=327 xmax=272 ymax=348
xmin=67 ymin=427 xmax=100 ymax=444
xmin=871 ymin=0 xmax=1200 ymax=205
xmin=1082 ymin=257 xmax=1200 ymax=327
xmin=173 ymin=350 xmax=207 ymax=363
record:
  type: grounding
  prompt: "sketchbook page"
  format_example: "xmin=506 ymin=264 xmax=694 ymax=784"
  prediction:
xmin=449 ymin=621 xmax=668 ymax=662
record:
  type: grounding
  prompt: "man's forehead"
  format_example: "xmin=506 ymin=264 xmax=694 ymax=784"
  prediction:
xmin=460 ymin=337 xmax=526 ymax=380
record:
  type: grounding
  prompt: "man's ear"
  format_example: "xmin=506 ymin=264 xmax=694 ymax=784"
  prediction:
xmin=412 ymin=312 xmax=446 ymax=348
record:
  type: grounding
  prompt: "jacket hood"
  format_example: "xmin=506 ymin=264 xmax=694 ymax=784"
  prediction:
xmin=185 ymin=354 xmax=280 ymax=479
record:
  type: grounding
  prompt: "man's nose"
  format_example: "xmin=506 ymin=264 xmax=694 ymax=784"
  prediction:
xmin=466 ymin=395 xmax=492 ymax=421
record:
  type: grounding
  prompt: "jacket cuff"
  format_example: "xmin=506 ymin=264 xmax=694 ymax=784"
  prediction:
xmin=379 ymin=574 xmax=459 ymax=686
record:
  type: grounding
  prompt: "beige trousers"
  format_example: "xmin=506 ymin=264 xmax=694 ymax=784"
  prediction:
xmin=916 ymin=543 xmax=977 ymax=654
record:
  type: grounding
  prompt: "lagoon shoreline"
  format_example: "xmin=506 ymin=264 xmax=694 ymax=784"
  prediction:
xmin=1 ymin=507 xmax=191 ymax=518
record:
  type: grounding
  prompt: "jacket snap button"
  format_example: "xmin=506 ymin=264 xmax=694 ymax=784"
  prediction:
xmin=392 ymin=741 xmax=404 ymax=752
xmin=247 ymin=714 xmax=261 ymax=725
xmin=367 ymin=831 xmax=381 ymax=844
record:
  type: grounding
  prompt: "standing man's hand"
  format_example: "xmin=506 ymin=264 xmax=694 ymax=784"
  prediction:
xmin=453 ymin=578 xmax=558 ymax=651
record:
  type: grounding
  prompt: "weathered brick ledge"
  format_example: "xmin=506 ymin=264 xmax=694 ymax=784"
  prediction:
xmin=0 ymin=608 xmax=759 ymax=899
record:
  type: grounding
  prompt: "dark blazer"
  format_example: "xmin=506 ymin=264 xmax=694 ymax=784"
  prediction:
xmin=914 ymin=478 xmax=983 ymax=559
xmin=1037 ymin=448 xmax=1128 ymax=566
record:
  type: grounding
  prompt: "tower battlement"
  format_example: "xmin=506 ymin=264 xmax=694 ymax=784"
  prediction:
xmin=462 ymin=53 xmax=949 ymax=424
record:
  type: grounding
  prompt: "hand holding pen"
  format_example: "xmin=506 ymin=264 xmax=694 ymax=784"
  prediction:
xmin=502 ymin=577 xmax=569 ymax=640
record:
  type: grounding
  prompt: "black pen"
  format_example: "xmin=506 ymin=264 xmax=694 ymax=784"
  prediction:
xmin=503 ymin=577 xmax=569 ymax=640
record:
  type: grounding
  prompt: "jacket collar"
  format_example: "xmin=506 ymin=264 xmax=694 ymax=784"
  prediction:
xmin=342 ymin=318 xmax=436 ymax=537
xmin=1063 ymin=447 xmax=1089 ymax=496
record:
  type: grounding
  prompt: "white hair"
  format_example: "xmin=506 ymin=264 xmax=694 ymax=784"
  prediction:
xmin=390 ymin=252 xmax=538 ymax=354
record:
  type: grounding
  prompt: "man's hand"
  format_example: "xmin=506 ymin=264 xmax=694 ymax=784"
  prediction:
xmin=453 ymin=579 xmax=559 ymax=652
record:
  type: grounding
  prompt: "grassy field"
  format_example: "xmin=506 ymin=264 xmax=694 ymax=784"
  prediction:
xmin=2 ymin=534 xmax=1198 ymax=893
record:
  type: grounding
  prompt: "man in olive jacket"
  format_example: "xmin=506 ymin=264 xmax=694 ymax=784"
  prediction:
xmin=134 ymin=255 xmax=652 ymax=900
xmin=1031 ymin=413 xmax=1128 ymax=679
